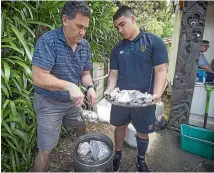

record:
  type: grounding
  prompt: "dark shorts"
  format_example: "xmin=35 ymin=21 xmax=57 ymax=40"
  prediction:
xmin=110 ymin=105 xmax=156 ymax=134
xmin=34 ymin=92 xmax=85 ymax=151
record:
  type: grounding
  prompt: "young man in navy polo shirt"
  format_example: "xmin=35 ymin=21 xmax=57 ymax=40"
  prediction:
xmin=105 ymin=6 xmax=168 ymax=172
xmin=32 ymin=1 xmax=96 ymax=171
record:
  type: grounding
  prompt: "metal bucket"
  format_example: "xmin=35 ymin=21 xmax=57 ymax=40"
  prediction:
xmin=73 ymin=132 xmax=114 ymax=172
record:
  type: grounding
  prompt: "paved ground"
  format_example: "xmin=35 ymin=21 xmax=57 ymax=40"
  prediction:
xmin=47 ymin=123 xmax=214 ymax=172
xmin=38 ymin=97 xmax=214 ymax=172
xmin=120 ymin=129 xmax=214 ymax=172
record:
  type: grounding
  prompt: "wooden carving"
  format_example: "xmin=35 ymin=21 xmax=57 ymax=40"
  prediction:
xmin=168 ymin=1 xmax=208 ymax=131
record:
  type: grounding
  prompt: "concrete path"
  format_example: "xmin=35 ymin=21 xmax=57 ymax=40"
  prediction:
xmin=96 ymin=98 xmax=214 ymax=172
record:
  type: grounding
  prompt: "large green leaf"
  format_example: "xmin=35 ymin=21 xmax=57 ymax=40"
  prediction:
xmin=1 ymin=83 xmax=10 ymax=98
xmin=21 ymin=2 xmax=34 ymax=20
xmin=6 ymin=116 xmax=27 ymax=129
xmin=14 ymin=17 xmax=35 ymax=38
xmin=1 ymin=120 xmax=13 ymax=136
xmin=1 ymin=45 xmax=24 ymax=55
xmin=3 ymin=62 xmax=11 ymax=85
xmin=14 ymin=129 xmax=29 ymax=143
xmin=10 ymin=100 xmax=17 ymax=117
xmin=10 ymin=23 xmax=32 ymax=61
xmin=13 ymin=60 xmax=32 ymax=76
xmin=12 ymin=78 xmax=22 ymax=92
xmin=3 ymin=137 xmax=22 ymax=154
xmin=25 ymin=20 xmax=55 ymax=29
xmin=9 ymin=148 xmax=16 ymax=172
xmin=3 ymin=99 xmax=10 ymax=109
xmin=1 ymin=37 xmax=16 ymax=42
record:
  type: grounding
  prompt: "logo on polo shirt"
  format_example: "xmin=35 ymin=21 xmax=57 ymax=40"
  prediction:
xmin=148 ymin=124 xmax=153 ymax=130
xmin=141 ymin=44 xmax=146 ymax=52
xmin=120 ymin=50 xmax=124 ymax=54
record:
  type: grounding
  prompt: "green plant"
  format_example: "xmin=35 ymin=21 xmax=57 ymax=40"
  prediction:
xmin=1 ymin=1 xmax=63 ymax=171
xmin=121 ymin=1 xmax=174 ymax=38
xmin=86 ymin=1 xmax=120 ymax=63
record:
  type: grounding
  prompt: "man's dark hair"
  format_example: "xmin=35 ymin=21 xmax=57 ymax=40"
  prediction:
xmin=61 ymin=1 xmax=91 ymax=20
xmin=201 ymin=40 xmax=210 ymax=44
xmin=113 ymin=5 xmax=133 ymax=21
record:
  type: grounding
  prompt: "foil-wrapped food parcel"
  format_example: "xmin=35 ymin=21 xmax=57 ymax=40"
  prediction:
xmin=77 ymin=140 xmax=112 ymax=161
xmin=78 ymin=110 xmax=99 ymax=123
xmin=105 ymin=88 xmax=153 ymax=107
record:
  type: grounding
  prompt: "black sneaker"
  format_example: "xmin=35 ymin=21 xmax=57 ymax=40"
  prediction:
xmin=136 ymin=159 xmax=150 ymax=172
xmin=112 ymin=155 xmax=121 ymax=172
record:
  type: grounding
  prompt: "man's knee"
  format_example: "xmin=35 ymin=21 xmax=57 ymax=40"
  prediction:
xmin=137 ymin=131 xmax=149 ymax=139
xmin=115 ymin=124 xmax=128 ymax=132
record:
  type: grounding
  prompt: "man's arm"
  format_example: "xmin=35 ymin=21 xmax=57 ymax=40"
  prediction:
xmin=199 ymin=65 xmax=214 ymax=73
xmin=81 ymin=70 xmax=96 ymax=106
xmin=81 ymin=71 xmax=94 ymax=87
xmin=32 ymin=65 xmax=85 ymax=106
xmin=32 ymin=65 xmax=77 ymax=91
xmin=105 ymin=69 xmax=118 ymax=93
xmin=152 ymin=63 xmax=168 ymax=104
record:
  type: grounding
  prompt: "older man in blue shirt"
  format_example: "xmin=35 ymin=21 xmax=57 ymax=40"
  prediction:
xmin=32 ymin=1 xmax=96 ymax=171
xmin=198 ymin=40 xmax=213 ymax=73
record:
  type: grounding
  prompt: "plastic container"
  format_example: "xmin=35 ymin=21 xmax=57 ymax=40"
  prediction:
xmin=197 ymin=69 xmax=207 ymax=83
xmin=206 ymin=83 xmax=214 ymax=117
xmin=180 ymin=124 xmax=214 ymax=159
xmin=189 ymin=84 xmax=207 ymax=127
xmin=73 ymin=132 xmax=114 ymax=172
xmin=155 ymin=100 xmax=165 ymax=120
xmin=206 ymin=117 xmax=214 ymax=130
xmin=208 ymin=90 xmax=214 ymax=118
xmin=124 ymin=123 xmax=137 ymax=148
xmin=190 ymin=84 xmax=207 ymax=116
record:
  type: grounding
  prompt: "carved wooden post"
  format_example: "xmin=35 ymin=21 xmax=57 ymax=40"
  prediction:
xmin=168 ymin=1 xmax=208 ymax=131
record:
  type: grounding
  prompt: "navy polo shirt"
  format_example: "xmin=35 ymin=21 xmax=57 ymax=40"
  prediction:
xmin=32 ymin=27 xmax=92 ymax=101
xmin=110 ymin=30 xmax=168 ymax=94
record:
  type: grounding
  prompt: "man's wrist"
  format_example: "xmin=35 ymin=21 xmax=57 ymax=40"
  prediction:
xmin=64 ymin=82 xmax=77 ymax=92
xmin=87 ymin=85 xmax=95 ymax=91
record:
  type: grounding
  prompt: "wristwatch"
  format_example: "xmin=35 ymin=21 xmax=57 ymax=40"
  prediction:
xmin=87 ymin=85 xmax=95 ymax=91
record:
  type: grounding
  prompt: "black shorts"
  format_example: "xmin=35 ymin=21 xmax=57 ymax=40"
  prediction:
xmin=110 ymin=105 xmax=156 ymax=134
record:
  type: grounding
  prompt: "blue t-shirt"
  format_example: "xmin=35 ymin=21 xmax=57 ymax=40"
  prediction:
xmin=110 ymin=30 xmax=168 ymax=94
xmin=198 ymin=52 xmax=209 ymax=67
xmin=32 ymin=27 xmax=92 ymax=101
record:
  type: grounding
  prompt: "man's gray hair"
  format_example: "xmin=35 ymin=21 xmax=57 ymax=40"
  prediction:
xmin=201 ymin=40 xmax=210 ymax=45
xmin=61 ymin=1 xmax=91 ymax=20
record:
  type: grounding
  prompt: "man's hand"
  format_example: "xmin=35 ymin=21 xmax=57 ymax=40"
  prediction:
xmin=67 ymin=85 xmax=84 ymax=106
xmin=87 ymin=88 xmax=96 ymax=107
xmin=152 ymin=93 xmax=161 ymax=105
xmin=104 ymin=89 xmax=112 ymax=96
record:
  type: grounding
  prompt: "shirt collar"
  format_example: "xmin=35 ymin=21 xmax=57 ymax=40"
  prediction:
xmin=58 ymin=26 xmax=66 ymax=42
xmin=132 ymin=29 xmax=144 ymax=42
xmin=58 ymin=26 xmax=82 ymax=49
xmin=123 ymin=29 xmax=144 ymax=42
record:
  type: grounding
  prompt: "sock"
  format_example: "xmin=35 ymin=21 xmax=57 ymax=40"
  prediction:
xmin=136 ymin=136 xmax=149 ymax=161
xmin=114 ymin=150 xmax=122 ymax=159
